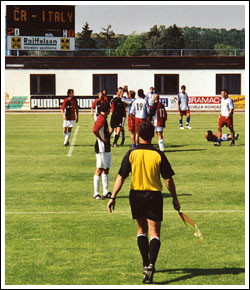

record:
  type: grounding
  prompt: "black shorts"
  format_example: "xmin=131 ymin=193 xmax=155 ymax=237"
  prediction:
xmin=111 ymin=114 xmax=123 ymax=129
xmin=129 ymin=190 xmax=163 ymax=221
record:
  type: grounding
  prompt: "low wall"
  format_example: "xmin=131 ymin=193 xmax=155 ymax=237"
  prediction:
xmin=5 ymin=94 xmax=245 ymax=111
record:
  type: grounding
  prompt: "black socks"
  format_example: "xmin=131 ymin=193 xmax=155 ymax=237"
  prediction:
xmin=149 ymin=237 xmax=161 ymax=266
xmin=137 ymin=234 xmax=149 ymax=267
xmin=137 ymin=235 xmax=161 ymax=267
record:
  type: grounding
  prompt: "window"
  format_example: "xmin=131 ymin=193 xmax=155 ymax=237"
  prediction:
xmin=154 ymin=74 xmax=179 ymax=95
xmin=30 ymin=74 xmax=55 ymax=95
xmin=93 ymin=74 xmax=117 ymax=95
xmin=216 ymin=74 xmax=241 ymax=95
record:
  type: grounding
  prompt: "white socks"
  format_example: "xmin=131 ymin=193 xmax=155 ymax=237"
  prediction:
xmin=102 ymin=174 xmax=109 ymax=196
xmin=94 ymin=174 xmax=109 ymax=197
xmin=158 ymin=139 xmax=164 ymax=152
xmin=64 ymin=132 xmax=71 ymax=145
xmin=93 ymin=175 xmax=100 ymax=197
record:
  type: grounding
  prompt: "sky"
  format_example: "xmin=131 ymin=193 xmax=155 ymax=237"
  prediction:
xmin=75 ymin=3 xmax=246 ymax=35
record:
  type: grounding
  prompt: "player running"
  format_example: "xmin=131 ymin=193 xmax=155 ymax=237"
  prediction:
xmin=177 ymin=85 xmax=191 ymax=129
xmin=214 ymin=89 xmax=235 ymax=146
xmin=122 ymin=90 xmax=136 ymax=147
xmin=205 ymin=130 xmax=239 ymax=143
xmin=149 ymin=94 xmax=168 ymax=152
xmin=61 ymin=89 xmax=79 ymax=146
xmin=130 ymin=89 xmax=150 ymax=146
xmin=92 ymin=102 xmax=112 ymax=200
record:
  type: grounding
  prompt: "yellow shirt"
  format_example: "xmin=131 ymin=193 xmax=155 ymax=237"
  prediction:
xmin=118 ymin=144 xmax=174 ymax=191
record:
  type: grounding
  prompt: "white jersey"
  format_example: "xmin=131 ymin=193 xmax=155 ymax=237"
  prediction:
xmin=221 ymin=97 xmax=234 ymax=117
xmin=177 ymin=92 xmax=189 ymax=111
xmin=130 ymin=98 xmax=149 ymax=119
xmin=145 ymin=92 xmax=156 ymax=106
xmin=121 ymin=96 xmax=134 ymax=116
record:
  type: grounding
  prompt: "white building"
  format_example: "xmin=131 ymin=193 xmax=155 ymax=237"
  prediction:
xmin=5 ymin=56 xmax=245 ymax=111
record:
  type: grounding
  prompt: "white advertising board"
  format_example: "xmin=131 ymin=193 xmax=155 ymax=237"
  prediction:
xmin=7 ymin=36 xmax=75 ymax=51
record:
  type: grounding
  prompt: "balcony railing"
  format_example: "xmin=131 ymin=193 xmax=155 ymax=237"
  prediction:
xmin=6 ymin=48 xmax=245 ymax=57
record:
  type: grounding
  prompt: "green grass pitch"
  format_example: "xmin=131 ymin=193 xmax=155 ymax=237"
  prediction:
xmin=5 ymin=113 xmax=245 ymax=285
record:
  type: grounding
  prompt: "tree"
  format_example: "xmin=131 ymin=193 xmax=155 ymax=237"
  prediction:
xmin=164 ymin=24 xmax=185 ymax=49
xmin=182 ymin=27 xmax=245 ymax=50
xmin=96 ymin=24 xmax=116 ymax=49
xmin=114 ymin=34 xmax=143 ymax=56
xmin=144 ymin=24 xmax=185 ymax=55
xmin=214 ymin=43 xmax=236 ymax=56
xmin=76 ymin=22 xmax=96 ymax=49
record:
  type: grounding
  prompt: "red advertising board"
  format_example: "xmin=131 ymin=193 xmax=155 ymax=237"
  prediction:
xmin=188 ymin=96 xmax=221 ymax=104
xmin=187 ymin=96 xmax=221 ymax=111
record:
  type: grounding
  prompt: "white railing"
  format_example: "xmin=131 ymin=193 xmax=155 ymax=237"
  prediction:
xmin=6 ymin=48 xmax=245 ymax=57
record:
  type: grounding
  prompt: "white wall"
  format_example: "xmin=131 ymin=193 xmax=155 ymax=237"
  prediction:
xmin=5 ymin=70 xmax=30 ymax=97
xmin=5 ymin=68 xmax=245 ymax=97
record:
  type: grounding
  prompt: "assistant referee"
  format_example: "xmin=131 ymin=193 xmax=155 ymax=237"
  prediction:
xmin=107 ymin=120 xmax=181 ymax=284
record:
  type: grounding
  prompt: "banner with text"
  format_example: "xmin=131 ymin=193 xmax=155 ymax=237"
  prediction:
xmin=5 ymin=94 xmax=30 ymax=110
xmin=7 ymin=36 xmax=75 ymax=51
xmin=230 ymin=95 xmax=245 ymax=110
xmin=30 ymin=96 xmax=114 ymax=110
xmin=160 ymin=96 xmax=245 ymax=111
xmin=5 ymin=95 xmax=244 ymax=111
xmin=188 ymin=96 xmax=222 ymax=111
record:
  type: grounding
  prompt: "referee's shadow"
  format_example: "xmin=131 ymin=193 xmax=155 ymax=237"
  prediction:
xmin=153 ymin=267 xmax=245 ymax=285
xmin=165 ymin=148 xmax=206 ymax=153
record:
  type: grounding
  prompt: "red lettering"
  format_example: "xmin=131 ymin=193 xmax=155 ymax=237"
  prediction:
xmin=61 ymin=11 xmax=65 ymax=22
xmin=48 ymin=11 xmax=53 ymax=22
xmin=54 ymin=11 xmax=60 ymax=22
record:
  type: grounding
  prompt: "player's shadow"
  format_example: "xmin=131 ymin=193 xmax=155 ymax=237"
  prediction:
xmin=151 ymin=144 xmax=187 ymax=149
xmin=167 ymin=144 xmax=187 ymax=148
xmin=71 ymin=144 xmax=93 ymax=147
xmin=154 ymin=267 xmax=245 ymax=285
xmin=165 ymin=149 xmax=206 ymax=153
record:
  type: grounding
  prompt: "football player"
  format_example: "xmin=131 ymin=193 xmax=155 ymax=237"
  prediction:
xmin=130 ymin=89 xmax=150 ymax=145
xmin=61 ymin=89 xmax=78 ymax=146
xmin=92 ymin=102 xmax=112 ymax=199
xmin=205 ymin=130 xmax=239 ymax=143
xmin=214 ymin=89 xmax=236 ymax=146
xmin=177 ymin=85 xmax=191 ymax=129
xmin=149 ymin=94 xmax=168 ymax=152
xmin=109 ymin=88 xmax=126 ymax=147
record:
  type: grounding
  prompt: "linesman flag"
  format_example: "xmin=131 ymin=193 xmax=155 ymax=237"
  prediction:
xmin=179 ymin=211 xmax=204 ymax=243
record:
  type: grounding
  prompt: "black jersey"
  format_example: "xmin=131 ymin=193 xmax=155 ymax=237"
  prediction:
xmin=111 ymin=97 xmax=126 ymax=115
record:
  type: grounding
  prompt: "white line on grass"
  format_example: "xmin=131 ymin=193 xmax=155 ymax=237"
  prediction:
xmin=6 ymin=155 xmax=63 ymax=158
xmin=5 ymin=210 xmax=245 ymax=215
xmin=67 ymin=125 xmax=79 ymax=157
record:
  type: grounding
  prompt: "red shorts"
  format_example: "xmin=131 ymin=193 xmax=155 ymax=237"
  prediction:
xmin=134 ymin=117 xmax=146 ymax=133
xmin=179 ymin=110 xmax=190 ymax=117
xmin=218 ymin=115 xmax=233 ymax=128
xmin=128 ymin=115 xmax=135 ymax=132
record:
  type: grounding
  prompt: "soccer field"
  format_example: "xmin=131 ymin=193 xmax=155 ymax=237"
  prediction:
xmin=5 ymin=113 xmax=245 ymax=286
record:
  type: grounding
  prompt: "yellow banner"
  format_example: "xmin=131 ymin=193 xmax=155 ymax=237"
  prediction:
xmin=229 ymin=95 xmax=245 ymax=110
